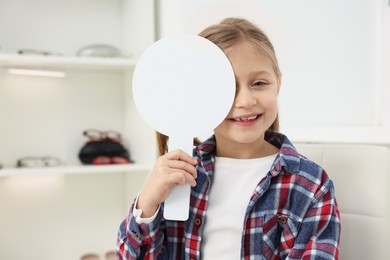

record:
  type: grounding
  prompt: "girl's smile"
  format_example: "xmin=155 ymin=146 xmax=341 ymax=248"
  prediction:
xmin=228 ymin=113 xmax=262 ymax=126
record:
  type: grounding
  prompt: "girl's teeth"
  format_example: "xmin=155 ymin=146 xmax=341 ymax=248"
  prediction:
xmin=236 ymin=115 xmax=257 ymax=121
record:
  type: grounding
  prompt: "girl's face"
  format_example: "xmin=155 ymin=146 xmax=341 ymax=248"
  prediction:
xmin=214 ymin=41 xmax=280 ymax=158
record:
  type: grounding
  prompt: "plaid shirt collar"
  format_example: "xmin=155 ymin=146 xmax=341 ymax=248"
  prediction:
xmin=194 ymin=130 xmax=301 ymax=176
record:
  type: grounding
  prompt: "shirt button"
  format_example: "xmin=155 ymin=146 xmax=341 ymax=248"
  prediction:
xmin=279 ymin=216 xmax=287 ymax=225
xmin=195 ymin=218 xmax=202 ymax=226
xmin=134 ymin=233 xmax=141 ymax=241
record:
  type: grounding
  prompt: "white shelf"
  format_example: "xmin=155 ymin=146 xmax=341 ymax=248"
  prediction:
xmin=0 ymin=53 xmax=137 ymax=71
xmin=0 ymin=163 xmax=151 ymax=178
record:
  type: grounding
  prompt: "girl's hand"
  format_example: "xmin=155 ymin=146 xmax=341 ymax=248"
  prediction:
xmin=137 ymin=149 xmax=198 ymax=218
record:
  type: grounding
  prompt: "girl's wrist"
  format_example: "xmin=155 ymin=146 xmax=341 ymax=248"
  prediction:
xmin=137 ymin=194 xmax=159 ymax=218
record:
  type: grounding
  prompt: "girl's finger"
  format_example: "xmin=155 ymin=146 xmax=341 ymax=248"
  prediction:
xmin=167 ymin=160 xmax=197 ymax=179
xmin=165 ymin=149 xmax=198 ymax=165
xmin=166 ymin=171 xmax=197 ymax=187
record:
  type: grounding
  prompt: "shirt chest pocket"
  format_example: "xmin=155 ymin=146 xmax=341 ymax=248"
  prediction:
xmin=261 ymin=214 xmax=299 ymax=259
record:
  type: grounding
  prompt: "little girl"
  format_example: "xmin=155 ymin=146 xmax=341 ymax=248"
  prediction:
xmin=117 ymin=17 xmax=340 ymax=259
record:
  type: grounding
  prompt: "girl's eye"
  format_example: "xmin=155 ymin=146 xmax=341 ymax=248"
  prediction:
xmin=253 ymin=81 xmax=267 ymax=87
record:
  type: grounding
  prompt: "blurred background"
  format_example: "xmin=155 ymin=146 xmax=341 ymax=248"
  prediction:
xmin=0 ymin=0 xmax=389 ymax=259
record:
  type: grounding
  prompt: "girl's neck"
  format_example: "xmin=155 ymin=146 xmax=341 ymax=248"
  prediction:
xmin=215 ymin=135 xmax=279 ymax=159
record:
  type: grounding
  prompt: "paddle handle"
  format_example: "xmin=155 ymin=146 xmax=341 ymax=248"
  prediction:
xmin=163 ymin=137 xmax=193 ymax=220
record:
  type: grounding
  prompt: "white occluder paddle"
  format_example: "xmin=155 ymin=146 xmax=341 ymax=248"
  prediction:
xmin=132 ymin=34 xmax=235 ymax=220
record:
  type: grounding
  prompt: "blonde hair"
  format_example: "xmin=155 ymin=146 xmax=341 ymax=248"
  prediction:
xmin=156 ymin=17 xmax=281 ymax=156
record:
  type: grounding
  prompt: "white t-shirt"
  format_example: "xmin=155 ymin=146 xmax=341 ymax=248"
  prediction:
xmin=201 ymin=154 xmax=277 ymax=259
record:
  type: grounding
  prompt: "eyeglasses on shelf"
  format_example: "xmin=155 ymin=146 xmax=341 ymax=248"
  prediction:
xmin=16 ymin=156 xmax=63 ymax=168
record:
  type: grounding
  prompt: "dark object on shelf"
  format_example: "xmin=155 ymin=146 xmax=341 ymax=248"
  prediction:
xmin=78 ymin=129 xmax=132 ymax=165
xmin=77 ymin=44 xmax=123 ymax=58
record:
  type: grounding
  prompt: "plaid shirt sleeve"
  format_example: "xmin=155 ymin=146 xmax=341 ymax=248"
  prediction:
xmin=116 ymin=200 xmax=166 ymax=259
xmin=288 ymin=170 xmax=341 ymax=259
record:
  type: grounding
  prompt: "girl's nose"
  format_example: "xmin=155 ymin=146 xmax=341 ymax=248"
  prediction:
xmin=234 ymin=86 xmax=257 ymax=108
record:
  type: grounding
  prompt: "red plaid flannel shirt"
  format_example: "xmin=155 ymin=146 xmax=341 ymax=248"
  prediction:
xmin=117 ymin=131 xmax=341 ymax=259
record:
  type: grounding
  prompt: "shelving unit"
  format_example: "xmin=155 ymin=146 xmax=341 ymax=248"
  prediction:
xmin=0 ymin=54 xmax=155 ymax=176
xmin=0 ymin=52 xmax=155 ymax=176
xmin=0 ymin=1 xmax=156 ymax=259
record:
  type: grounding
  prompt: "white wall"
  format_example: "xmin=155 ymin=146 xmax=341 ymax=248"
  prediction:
xmin=382 ymin=1 xmax=390 ymax=127
xmin=157 ymin=0 xmax=389 ymax=130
